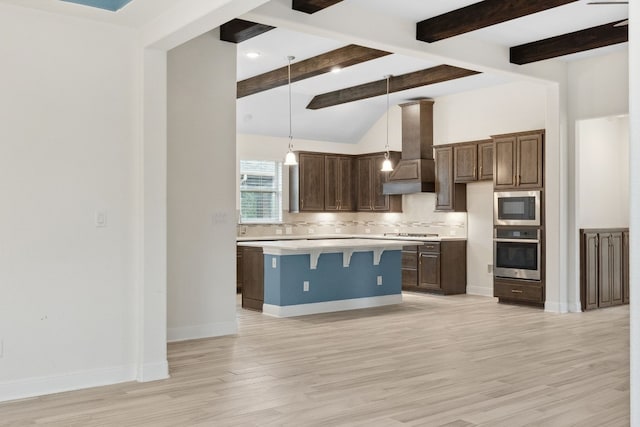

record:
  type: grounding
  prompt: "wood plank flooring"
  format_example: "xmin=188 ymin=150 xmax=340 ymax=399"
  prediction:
xmin=1 ymin=293 xmax=630 ymax=426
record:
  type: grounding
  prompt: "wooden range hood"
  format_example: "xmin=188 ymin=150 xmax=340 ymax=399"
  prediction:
xmin=383 ymin=99 xmax=436 ymax=195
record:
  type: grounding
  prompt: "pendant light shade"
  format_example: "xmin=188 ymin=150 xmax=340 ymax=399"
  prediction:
xmin=381 ymin=75 xmax=393 ymax=172
xmin=284 ymin=55 xmax=298 ymax=166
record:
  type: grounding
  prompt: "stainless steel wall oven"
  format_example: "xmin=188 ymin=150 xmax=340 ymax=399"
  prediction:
xmin=494 ymin=227 xmax=541 ymax=281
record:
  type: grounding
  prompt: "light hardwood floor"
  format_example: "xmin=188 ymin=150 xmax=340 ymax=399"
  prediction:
xmin=1 ymin=293 xmax=630 ymax=426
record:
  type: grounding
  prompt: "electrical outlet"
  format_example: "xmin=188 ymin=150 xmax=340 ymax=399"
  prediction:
xmin=303 ymin=281 xmax=310 ymax=292
xmin=365 ymin=228 xmax=371 ymax=234
xmin=487 ymin=264 xmax=493 ymax=274
xmin=335 ymin=228 xmax=342 ymax=233
xmin=377 ymin=276 xmax=383 ymax=286
xmin=275 ymin=228 xmax=283 ymax=235
xmin=272 ymin=257 xmax=277 ymax=269
xmin=308 ymin=228 xmax=315 ymax=234
xmin=285 ymin=227 xmax=293 ymax=235
xmin=450 ymin=228 xmax=457 ymax=236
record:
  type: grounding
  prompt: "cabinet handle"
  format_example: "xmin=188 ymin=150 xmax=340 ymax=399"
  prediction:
xmin=511 ymin=289 xmax=524 ymax=294
xmin=473 ymin=165 xmax=477 ymax=176
xmin=479 ymin=166 xmax=483 ymax=177
xmin=301 ymin=199 xmax=304 ymax=209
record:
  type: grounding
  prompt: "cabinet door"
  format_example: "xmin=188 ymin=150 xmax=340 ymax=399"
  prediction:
xmin=582 ymin=232 xmax=599 ymax=311
xmin=241 ymin=247 xmax=264 ymax=311
xmin=454 ymin=144 xmax=477 ymax=183
xmin=356 ymin=157 xmax=373 ymax=211
xmin=299 ymin=153 xmax=325 ymax=211
xmin=516 ymin=133 xmax=543 ymax=188
xmin=372 ymin=154 xmax=390 ymax=211
xmin=402 ymin=247 xmax=418 ymax=289
xmin=236 ymin=246 xmax=243 ymax=292
xmin=494 ymin=137 xmax=517 ymax=189
xmin=339 ymin=156 xmax=355 ymax=211
xmin=324 ymin=155 xmax=340 ymax=211
xmin=610 ymin=232 xmax=624 ymax=306
xmin=419 ymin=252 xmax=441 ymax=290
xmin=624 ymin=230 xmax=630 ymax=304
xmin=435 ymin=147 xmax=453 ymax=210
xmin=598 ymin=234 xmax=613 ymax=307
xmin=478 ymin=141 xmax=494 ymax=181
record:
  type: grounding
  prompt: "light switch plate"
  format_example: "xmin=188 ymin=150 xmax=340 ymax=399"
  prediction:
xmin=272 ymin=258 xmax=277 ymax=268
xmin=377 ymin=276 xmax=383 ymax=285
xmin=303 ymin=281 xmax=309 ymax=292
xmin=95 ymin=211 xmax=107 ymax=227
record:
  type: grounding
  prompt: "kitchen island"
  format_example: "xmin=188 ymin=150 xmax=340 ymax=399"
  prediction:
xmin=237 ymin=238 xmax=417 ymax=317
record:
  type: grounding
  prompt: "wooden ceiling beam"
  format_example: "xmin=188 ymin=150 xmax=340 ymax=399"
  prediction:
xmin=237 ymin=44 xmax=391 ymax=99
xmin=292 ymin=0 xmax=343 ymax=14
xmin=416 ymin=0 xmax=579 ymax=43
xmin=510 ymin=21 xmax=628 ymax=64
xmin=220 ymin=19 xmax=275 ymax=44
xmin=306 ymin=65 xmax=480 ymax=110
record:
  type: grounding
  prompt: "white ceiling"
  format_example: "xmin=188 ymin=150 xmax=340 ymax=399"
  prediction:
xmin=2 ymin=0 xmax=628 ymax=143
xmin=237 ymin=0 xmax=629 ymax=143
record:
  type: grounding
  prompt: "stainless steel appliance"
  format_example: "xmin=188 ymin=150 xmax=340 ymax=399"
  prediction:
xmin=494 ymin=190 xmax=541 ymax=226
xmin=494 ymin=227 xmax=541 ymax=281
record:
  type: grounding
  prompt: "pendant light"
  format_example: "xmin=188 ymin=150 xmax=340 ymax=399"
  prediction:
xmin=381 ymin=75 xmax=394 ymax=172
xmin=284 ymin=55 xmax=298 ymax=166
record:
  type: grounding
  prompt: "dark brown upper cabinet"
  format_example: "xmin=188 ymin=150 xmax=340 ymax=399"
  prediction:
xmin=289 ymin=152 xmax=325 ymax=212
xmin=356 ymin=152 xmax=402 ymax=212
xmin=478 ymin=141 xmax=494 ymax=181
xmin=453 ymin=139 xmax=493 ymax=183
xmin=493 ymin=130 xmax=543 ymax=190
xmin=325 ymin=155 xmax=354 ymax=211
xmin=434 ymin=146 xmax=466 ymax=212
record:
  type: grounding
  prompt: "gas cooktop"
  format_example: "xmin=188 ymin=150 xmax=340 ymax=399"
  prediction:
xmin=383 ymin=233 xmax=439 ymax=238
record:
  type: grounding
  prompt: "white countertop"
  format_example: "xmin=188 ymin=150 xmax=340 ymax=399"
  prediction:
xmin=236 ymin=234 xmax=466 ymax=242
xmin=237 ymin=238 xmax=418 ymax=252
xmin=237 ymin=238 xmax=420 ymax=269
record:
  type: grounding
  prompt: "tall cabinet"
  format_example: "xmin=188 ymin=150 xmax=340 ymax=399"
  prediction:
xmin=580 ymin=228 xmax=628 ymax=311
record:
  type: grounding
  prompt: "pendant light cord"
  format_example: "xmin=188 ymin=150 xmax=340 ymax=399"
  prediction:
xmin=385 ymin=75 xmax=391 ymax=160
xmin=288 ymin=56 xmax=294 ymax=151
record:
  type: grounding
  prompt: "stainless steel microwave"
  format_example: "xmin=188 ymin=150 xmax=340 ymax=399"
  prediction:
xmin=494 ymin=190 xmax=541 ymax=226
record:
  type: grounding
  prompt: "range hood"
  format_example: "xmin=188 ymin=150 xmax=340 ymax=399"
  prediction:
xmin=383 ymin=99 xmax=436 ymax=195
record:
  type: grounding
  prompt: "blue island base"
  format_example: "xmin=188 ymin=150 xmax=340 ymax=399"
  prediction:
xmin=262 ymin=251 xmax=403 ymax=318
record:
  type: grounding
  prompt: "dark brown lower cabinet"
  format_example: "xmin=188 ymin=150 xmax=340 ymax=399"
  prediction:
xmin=580 ymin=228 xmax=628 ymax=311
xmin=402 ymin=240 xmax=466 ymax=295
xmin=236 ymin=246 xmax=243 ymax=293
xmin=240 ymin=246 xmax=264 ymax=311
xmin=494 ymin=278 xmax=544 ymax=305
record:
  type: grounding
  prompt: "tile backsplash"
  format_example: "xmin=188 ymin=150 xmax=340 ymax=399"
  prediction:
xmin=238 ymin=193 xmax=467 ymax=238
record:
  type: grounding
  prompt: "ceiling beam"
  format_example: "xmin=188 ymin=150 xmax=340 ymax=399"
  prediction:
xmin=237 ymin=44 xmax=391 ymax=99
xmin=220 ymin=19 xmax=275 ymax=44
xmin=292 ymin=0 xmax=343 ymax=14
xmin=306 ymin=65 xmax=480 ymax=110
xmin=510 ymin=21 xmax=628 ymax=64
xmin=416 ymin=0 xmax=579 ymax=43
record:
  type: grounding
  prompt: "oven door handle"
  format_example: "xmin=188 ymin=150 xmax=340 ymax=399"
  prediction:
xmin=494 ymin=238 xmax=540 ymax=244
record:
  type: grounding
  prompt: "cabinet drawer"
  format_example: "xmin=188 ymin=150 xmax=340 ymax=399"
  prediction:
xmin=420 ymin=242 xmax=441 ymax=253
xmin=402 ymin=251 xmax=418 ymax=269
xmin=494 ymin=282 xmax=543 ymax=303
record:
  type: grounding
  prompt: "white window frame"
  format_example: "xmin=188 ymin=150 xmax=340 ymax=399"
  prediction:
xmin=239 ymin=160 xmax=283 ymax=224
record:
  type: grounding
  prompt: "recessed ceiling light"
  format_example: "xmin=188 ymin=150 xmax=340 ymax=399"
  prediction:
xmin=330 ymin=67 xmax=342 ymax=73
xmin=245 ymin=52 xmax=261 ymax=59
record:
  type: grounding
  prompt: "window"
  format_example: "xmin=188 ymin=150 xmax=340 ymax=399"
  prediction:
xmin=240 ymin=160 xmax=283 ymax=223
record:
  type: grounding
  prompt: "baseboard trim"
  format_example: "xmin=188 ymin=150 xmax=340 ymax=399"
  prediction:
xmin=263 ymin=294 xmax=403 ymax=318
xmin=137 ymin=360 xmax=169 ymax=383
xmin=167 ymin=320 xmax=238 ymax=343
xmin=545 ymin=300 xmax=569 ymax=313
xmin=0 ymin=364 xmax=136 ymax=403
xmin=466 ymin=286 xmax=494 ymax=297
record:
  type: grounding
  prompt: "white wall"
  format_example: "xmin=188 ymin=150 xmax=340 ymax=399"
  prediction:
xmin=577 ymin=116 xmax=629 ymax=228
xmin=167 ymin=29 xmax=238 ymax=342
xmin=434 ymin=81 xmax=547 ymax=296
xmin=567 ymin=49 xmax=629 ymax=311
xmin=0 ymin=4 xmax=138 ymax=400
